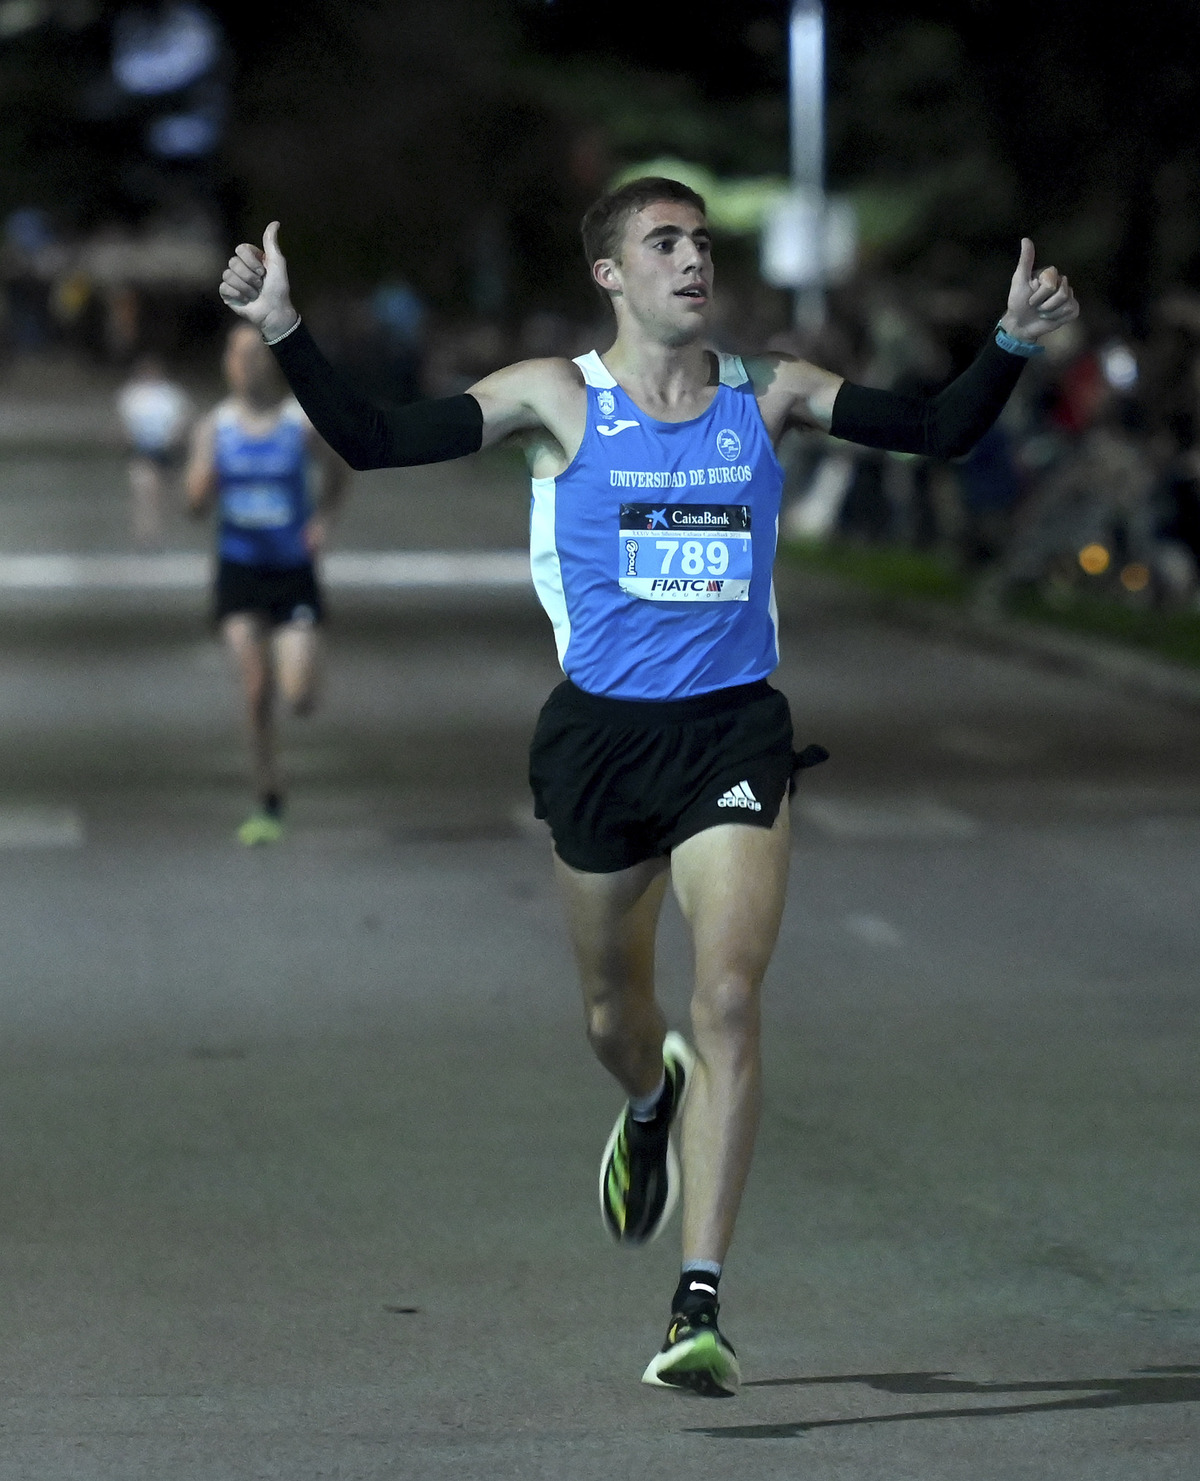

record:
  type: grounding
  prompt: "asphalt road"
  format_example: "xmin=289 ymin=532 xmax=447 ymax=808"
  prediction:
xmin=0 ymin=449 xmax=1198 ymax=1479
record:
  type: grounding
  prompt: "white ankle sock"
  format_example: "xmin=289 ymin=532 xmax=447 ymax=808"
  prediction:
xmin=629 ymin=1074 xmax=666 ymax=1122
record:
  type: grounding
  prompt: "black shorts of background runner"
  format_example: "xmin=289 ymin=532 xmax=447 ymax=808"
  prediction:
xmin=213 ymin=558 xmax=325 ymax=628
xmin=131 ymin=446 xmax=185 ymax=471
xmin=530 ymin=679 xmax=822 ymax=873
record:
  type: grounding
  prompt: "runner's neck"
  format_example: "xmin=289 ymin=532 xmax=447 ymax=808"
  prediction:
xmin=601 ymin=336 xmax=715 ymax=423
xmin=231 ymin=394 xmax=289 ymax=431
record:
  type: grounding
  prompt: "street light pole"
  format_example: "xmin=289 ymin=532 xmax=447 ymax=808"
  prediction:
xmin=789 ymin=0 xmax=826 ymax=330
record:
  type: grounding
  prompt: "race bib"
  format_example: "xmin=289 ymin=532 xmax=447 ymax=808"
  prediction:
xmin=619 ymin=504 xmax=752 ymax=601
xmin=223 ymin=483 xmax=294 ymax=529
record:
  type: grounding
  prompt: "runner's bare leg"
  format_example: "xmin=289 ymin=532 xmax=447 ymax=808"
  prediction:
xmin=128 ymin=456 xmax=165 ymax=548
xmin=669 ymin=808 xmax=791 ymax=1263
xmin=222 ymin=614 xmax=279 ymax=797
xmin=273 ymin=619 xmax=320 ymax=716
xmin=554 ymin=854 xmax=671 ymax=1100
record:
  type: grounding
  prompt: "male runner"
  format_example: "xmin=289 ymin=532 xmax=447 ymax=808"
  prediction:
xmin=219 ymin=177 xmax=1078 ymax=1393
xmin=185 ymin=323 xmax=349 ymax=845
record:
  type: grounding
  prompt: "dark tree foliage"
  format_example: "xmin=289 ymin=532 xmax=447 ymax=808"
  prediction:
xmin=2 ymin=0 xmax=1197 ymax=319
xmin=224 ymin=0 xmax=585 ymax=313
xmin=521 ymin=0 xmax=1200 ymax=316
xmin=0 ymin=11 xmax=132 ymax=225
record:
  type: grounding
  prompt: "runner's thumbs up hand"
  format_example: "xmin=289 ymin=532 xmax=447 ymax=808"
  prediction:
xmin=999 ymin=237 xmax=1079 ymax=343
xmin=218 ymin=221 xmax=299 ymax=342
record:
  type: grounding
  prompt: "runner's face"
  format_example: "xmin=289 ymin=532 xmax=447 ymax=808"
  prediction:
xmin=597 ymin=202 xmax=713 ymax=343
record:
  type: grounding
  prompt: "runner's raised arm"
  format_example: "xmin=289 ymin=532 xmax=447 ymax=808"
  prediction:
xmin=753 ymin=238 xmax=1079 ymax=458
xmin=219 ymin=223 xmax=559 ymax=470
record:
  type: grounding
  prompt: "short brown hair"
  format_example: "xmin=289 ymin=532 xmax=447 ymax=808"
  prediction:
xmin=580 ymin=176 xmax=708 ymax=268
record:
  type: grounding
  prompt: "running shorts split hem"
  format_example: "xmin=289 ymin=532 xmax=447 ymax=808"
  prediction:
xmin=529 ymin=678 xmax=816 ymax=874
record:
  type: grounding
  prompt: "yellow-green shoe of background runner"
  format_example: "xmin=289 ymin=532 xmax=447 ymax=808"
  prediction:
xmin=237 ymin=809 xmax=284 ymax=846
xmin=599 ymin=1030 xmax=695 ymax=1244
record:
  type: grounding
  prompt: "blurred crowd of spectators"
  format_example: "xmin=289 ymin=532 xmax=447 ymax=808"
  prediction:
xmin=0 ymin=205 xmax=223 ymax=364
xmin=769 ymin=274 xmax=1200 ymax=615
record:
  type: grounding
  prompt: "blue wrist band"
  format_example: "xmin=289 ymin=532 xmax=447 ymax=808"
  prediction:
xmin=994 ymin=321 xmax=1044 ymax=358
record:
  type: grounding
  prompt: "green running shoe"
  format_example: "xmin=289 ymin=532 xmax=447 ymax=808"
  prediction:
xmin=237 ymin=810 xmax=284 ymax=846
xmin=641 ymin=1301 xmax=741 ymax=1398
xmin=599 ymin=1030 xmax=695 ymax=1244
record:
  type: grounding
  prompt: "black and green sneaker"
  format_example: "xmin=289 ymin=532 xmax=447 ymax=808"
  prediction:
xmin=641 ymin=1298 xmax=741 ymax=1397
xmin=599 ymin=1030 xmax=695 ymax=1245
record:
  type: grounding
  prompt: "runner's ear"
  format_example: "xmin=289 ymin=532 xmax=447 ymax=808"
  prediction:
xmin=593 ymin=259 xmax=620 ymax=296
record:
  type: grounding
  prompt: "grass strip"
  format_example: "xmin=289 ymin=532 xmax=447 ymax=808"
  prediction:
xmin=782 ymin=539 xmax=1200 ymax=669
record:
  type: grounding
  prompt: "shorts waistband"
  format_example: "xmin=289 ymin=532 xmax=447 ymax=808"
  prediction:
xmin=555 ymin=678 xmax=776 ymax=726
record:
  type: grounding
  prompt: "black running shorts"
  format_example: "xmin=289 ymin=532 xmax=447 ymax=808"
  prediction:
xmin=213 ymin=558 xmax=325 ymax=628
xmin=131 ymin=446 xmax=184 ymax=470
xmin=529 ymin=678 xmax=815 ymax=874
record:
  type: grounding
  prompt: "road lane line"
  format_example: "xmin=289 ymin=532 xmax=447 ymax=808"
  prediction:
xmin=0 ymin=806 xmax=84 ymax=848
xmin=936 ymin=726 xmax=1037 ymax=764
xmin=798 ymin=795 xmax=980 ymax=841
xmin=0 ymin=551 xmax=532 ymax=590
xmin=843 ymin=913 xmax=905 ymax=946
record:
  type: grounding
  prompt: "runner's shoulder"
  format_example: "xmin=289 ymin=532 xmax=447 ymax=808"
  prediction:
xmin=469 ymin=356 xmax=585 ymax=427
xmin=477 ymin=354 xmax=583 ymax=397
xmin=742 ymin=351 xmax=831 ymax=399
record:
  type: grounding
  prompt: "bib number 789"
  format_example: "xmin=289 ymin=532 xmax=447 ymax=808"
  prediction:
xmin=618 ymin=503 xmax=753 ymax=602
xmin=656 ymin=538 xmax=729 ymax=576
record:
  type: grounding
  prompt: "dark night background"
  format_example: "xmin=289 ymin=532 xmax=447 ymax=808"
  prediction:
xmin=2 ymin=0 xmax=1198 ymax=325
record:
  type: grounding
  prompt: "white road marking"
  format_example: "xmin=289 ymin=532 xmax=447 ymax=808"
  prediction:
xmin=0 ymin=805 xmax=84 ymax=848
xmin=289 ymin=826 xmax=389 ymax=850
xmin=0 ymin=551 xmax=532 ymax=590
xmin=798 ymin=796 xmax=980 ymax=841
xmin=843 ymin=913 xmax=904 ymax=947
xmin=0 ymin=553 xmax=203 ymax=588
xmin=936 ymin=726 xmax=1037 ymax=765
xmin=329 ymin=551 xmax=530 ymax=587
xmin=510 ymin=804 xmax=550 ymax=841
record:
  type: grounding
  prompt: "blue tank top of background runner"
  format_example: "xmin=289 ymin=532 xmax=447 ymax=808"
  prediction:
xmin=529 ymin=350 xmax=784 ymax=701
xmin=215 ymin=400 xmax=311 ymax=568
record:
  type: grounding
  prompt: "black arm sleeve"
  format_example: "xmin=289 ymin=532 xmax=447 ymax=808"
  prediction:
xmin=269 ymin=320 xmax=484 ymax=472
xmin=828 ymin=335 xmax=1027 ymax=459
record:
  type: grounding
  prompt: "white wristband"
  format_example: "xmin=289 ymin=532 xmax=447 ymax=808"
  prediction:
xmin=262 ymin=315 xmax=301 ymax=348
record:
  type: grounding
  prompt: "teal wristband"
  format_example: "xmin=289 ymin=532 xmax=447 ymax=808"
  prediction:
xmin=994 ymin=321 xmax=1044 ymax=358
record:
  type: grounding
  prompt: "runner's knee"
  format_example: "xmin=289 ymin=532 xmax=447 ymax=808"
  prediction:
xmin=285 ymin=679 xmax=316 ymax=716
xmin=691 ymin=973 xmax=761 ymax=1047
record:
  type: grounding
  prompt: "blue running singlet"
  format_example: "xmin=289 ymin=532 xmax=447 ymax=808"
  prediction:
xmin=529 ymin=350 xmax=784 ymax=701
xmin=215 ymin=400 xmax=312 ymax=568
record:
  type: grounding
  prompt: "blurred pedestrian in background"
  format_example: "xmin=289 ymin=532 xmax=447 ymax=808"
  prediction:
xmin=184 ymin=324 xmax=349 ymax=845
xmin=116 ymin=353 xmax=192 ymax=546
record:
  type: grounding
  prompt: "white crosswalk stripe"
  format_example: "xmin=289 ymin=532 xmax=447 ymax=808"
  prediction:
xmin=0 ymin=806 xmax=84 ymax=848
